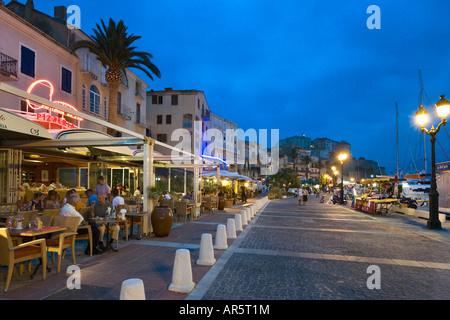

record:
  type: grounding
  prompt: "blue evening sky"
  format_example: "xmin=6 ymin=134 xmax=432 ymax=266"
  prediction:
xmin=32 ymin=0 xmax=450 ymax=174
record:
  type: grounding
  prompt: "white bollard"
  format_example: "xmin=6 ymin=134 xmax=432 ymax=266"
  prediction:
xmin=197 ymin=233 xmax=216 ymax=266
xmin=120 ymin=278 xmax=146 ymax=300
xmin=168 ymin=249 xmax=196 ymax=293
xmin=245 ymin=208 xmax=251 ymax=222
xmin=235 ymin=213 xmax=243 ymax=232
xmin=227 ymin=218 xmax=237 ymax=239
xmin=214 ymin=224 xmax=228 ymax=250
xmin=250 ymin=206 xmax=255 ymax=218
xmin=241 ymin=211 xmax=247 ymax=226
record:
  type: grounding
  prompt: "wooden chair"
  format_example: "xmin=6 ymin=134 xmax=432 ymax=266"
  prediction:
xmin=40 ymin=215 xmax=54 ymax=227
xmin=160 ymin=199 xmax=174 ymax=212
xmin=41 ymin=209 xmax=60 ymax=217
xmin=175 ymin=201 xmax=192 ymax=223
xmin=79 ymin=207 xmax=92 ymax=220
xmin=24 ymin=190 xmax=34 ymax=203
xmin=47 ymin=216 xmax=79 ymax=273
xmin=0 ymin=228 xmax=47 ymax=292
xmin=202 ymin=197 xmax=216 ymax=214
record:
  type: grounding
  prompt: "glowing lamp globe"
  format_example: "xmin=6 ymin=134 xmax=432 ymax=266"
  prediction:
xmin=436 ymin=95 xmax=450 ymax=119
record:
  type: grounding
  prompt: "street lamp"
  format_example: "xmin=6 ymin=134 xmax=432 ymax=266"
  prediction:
xmin=338 ymin=153 xmax=348 ymax=204
xmin=415 ymin=95 xmax=449 ymax=229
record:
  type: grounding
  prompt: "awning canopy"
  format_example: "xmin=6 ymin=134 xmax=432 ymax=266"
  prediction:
xmin=202 ymin=170 xmax=255 ymax=181
xmin=51 ymin=128 xmax=137 ymax=157
xmin=0 ymin=108 xmax=52 ymax=141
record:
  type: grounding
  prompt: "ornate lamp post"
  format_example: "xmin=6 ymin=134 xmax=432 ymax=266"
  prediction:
xmin=415 ymin=95 xmax=449 ymax=229
xmin=338 ymin=153 xmax=348 ymax=204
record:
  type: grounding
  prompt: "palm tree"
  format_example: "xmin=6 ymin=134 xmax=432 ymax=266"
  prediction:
xmin=72 ymin=18 xmax=161 ymax=135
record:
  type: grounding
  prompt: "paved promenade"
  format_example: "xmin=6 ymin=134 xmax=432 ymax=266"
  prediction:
xmin=192 ymin=197 xmax=450 ymax=300
xmin=1 ymin=196 xmax=449 ymax=300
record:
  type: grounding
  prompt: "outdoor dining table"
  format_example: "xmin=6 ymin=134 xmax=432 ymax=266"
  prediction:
xmin=91 ymin=217 xmax=120 ymax=252
xmin=8 ymin=226 xmax=67 ymax=245
xmin=7 ymin=226 xmax=67 ymax=278
xmin=125 ymin=212 xmax=145 ymax=240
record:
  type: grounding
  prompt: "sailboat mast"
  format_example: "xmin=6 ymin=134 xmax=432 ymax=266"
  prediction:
xmin=419 ymin=69 xmax=427 ymax=175
xmin=396 ymin=102 xmax=399 ymax=176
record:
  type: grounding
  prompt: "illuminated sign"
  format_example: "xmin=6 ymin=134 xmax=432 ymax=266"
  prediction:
xmin=26 ymin=79 xmax=84 ymax=122
xmin=35 ymin=113 xmax=77 ymax=129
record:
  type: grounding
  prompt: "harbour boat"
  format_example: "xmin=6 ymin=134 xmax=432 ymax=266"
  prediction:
xmin=401 ymin=179 xmax=430 ymax=201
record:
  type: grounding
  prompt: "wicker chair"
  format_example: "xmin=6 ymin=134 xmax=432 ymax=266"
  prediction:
xmin=175 ymin=201 xmax=192 ymax=223
xmin=0 ymin=228 xmax=47 ymax=292
xmin=47 ymin=216 xmax=79 ymax=273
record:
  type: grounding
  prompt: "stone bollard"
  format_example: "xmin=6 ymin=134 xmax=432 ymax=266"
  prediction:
xmin=245 ymin=208 xmax=251 ymax=222
xmin=120 ymin=278 xmax=146 ymax=300
xmin=197 ymin=233 xmax=216 ymax=266
xmin=241 ymin=211 xmax=247 ymax=227
xmin=168 ymin=249 xmax=196 ymax=293
xmin=214 ymin=224 xmax=228 ymax=250
xmin=227 ymin=218 xmax=237 ymax=239
xmin=235 ymin=213 xmax=243 ymax=232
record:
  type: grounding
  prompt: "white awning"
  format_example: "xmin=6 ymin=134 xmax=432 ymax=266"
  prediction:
xmin=0 ymin=108 xmax=52 ymax=140
xmin=50 ymin=128 xmax=136 ymax=156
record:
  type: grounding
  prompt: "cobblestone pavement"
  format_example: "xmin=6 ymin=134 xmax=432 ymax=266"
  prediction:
xmin=190 ymin=197 xmax=450 ymax=300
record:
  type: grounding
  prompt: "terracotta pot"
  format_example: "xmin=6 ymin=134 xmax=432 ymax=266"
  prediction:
xmin=218 ymin=200 xmax=225 ymax=210
xmin=151 ymin=206 xmax=173 ymax=237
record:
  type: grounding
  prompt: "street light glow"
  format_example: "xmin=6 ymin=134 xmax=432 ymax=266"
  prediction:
xmin=415 ymin=105 xmax=428 ymax=127
xmin=436 ymin=95 xmax=450 ymax=119
xmin=338 ymin=153 xmax=348 ymax=162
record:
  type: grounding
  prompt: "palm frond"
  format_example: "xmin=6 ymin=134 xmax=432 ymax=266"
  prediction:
xmin=72 ymin=17 xmax=161 ymax=80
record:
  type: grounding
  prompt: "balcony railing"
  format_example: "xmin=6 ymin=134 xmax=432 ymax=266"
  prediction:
xmin=0 ymin=52 xmax=18 ymax=79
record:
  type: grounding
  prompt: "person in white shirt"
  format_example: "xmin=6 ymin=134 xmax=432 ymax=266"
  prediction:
xmin=163 ymin=191 xmax=172 ymax=200
xmin=133 ymin=187 xmax=142 ymax=197
xmin=111 ymin=188 xmax=125 ymax=210
xmin=59 ymin=194 xmax=103 ymax=255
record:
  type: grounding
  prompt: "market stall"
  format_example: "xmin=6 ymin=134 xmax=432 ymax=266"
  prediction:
xmin=354 ymin=178 xmax=405 ymax=215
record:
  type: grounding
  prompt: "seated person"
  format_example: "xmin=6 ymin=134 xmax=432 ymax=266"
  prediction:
xmin=64 ymin=189 xmax=87 ymax=211
xmin=93 ymin=195 xmax=120 ymax=251
xmin=22 ymin=181 xmax=31 ymax=190
xmin=59 ymin=194 xmax=102 ymax=255
xmin=183 ymin=191 xmax=193 ymax=200
xmin=162 ymin=191 xmax=172 ymax=200
xmin=85 ymin=189 xmax=98 ymax=216
xmin=43 ymin=190 xmax=61 ymax=209
xmin=26 ymin=192 xmax=45 ymax=211
xmin=111 ymin=188 xmax=125 ymax=211
xmin=133 ymin=187 xmax=142 ymax=197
